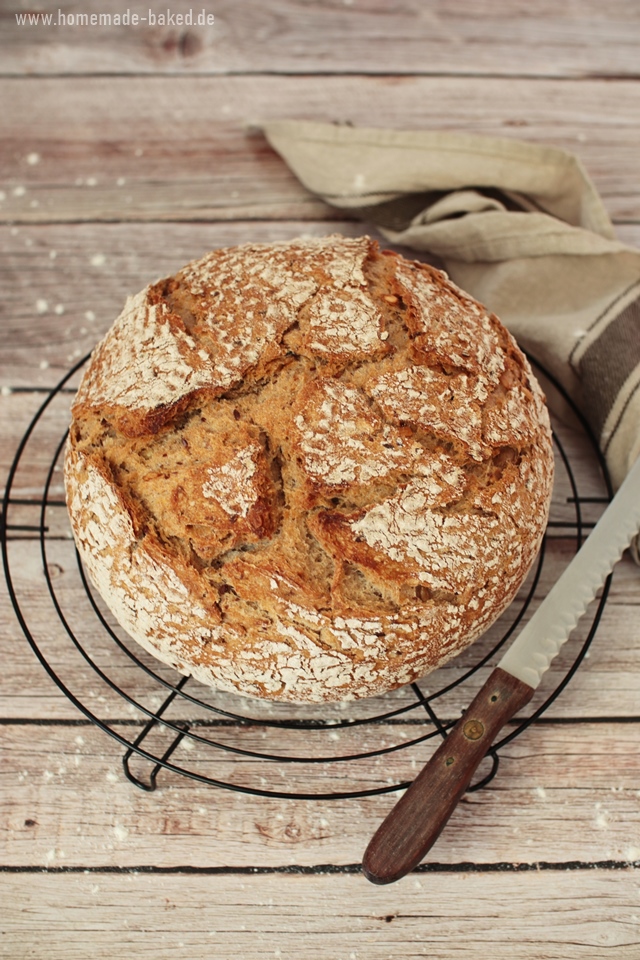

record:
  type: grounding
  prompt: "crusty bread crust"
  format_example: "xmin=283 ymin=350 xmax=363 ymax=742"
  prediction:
xmin=65 ymin=236 xmax=554 ymax=702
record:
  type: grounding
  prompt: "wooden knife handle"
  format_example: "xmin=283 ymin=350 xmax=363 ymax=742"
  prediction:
xmin=362 ymin=667 xmax=535 ymax=885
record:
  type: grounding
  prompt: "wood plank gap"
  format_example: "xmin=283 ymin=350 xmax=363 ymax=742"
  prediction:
xmin=5 ymin=536 xmax=71 ymax=542
xmin=0 ymin=216 xmax=352 ymax=227
xmin=2 ymin=215 xmax=635 ymax=229
xmin=4 ymin=499 xmax=66 ymax=505
xmin=2 ymin=716 xmax=638 ymax=727
xmin=0 ymin=860 xmax=638 ymax=875
xmin=2 ymin=217 xmax=637 ymax=227
xmin=5 ymin=387 xmax=76 ymax=395
xmin=2 ymin=71 xmax=640 ymax=82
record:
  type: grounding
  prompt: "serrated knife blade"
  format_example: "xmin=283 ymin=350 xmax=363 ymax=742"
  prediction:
xmin=363 ymin=455 xmax=640 ymax=885
xmin=499 ymin=454 xmax=640 ymax=688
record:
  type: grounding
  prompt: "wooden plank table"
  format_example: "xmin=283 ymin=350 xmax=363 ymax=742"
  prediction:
xmin=1 ymin=3 xmax=639 ymax=957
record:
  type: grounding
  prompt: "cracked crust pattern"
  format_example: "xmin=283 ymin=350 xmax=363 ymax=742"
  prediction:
xmin=65 ymin=235 xmax=554 ymax=702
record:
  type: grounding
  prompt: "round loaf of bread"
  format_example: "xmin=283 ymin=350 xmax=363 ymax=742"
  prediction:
xmin=65 ymin=235 xmax=554 ymax=702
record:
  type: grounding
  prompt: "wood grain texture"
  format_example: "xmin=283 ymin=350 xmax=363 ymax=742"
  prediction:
xmin=2 ymin=222 xmax=639 ymax=389
xmin=2 ymin=534 xmax=638 ymax=721
xmin=1 ymin=76 xmax=640 ymax=224
xmin=2 ymin=871 xmax=639 ymax=960
xmin=2 ymin=5 xmax=640 ymax=954
xmin=3 ymin=0 xmax=640 ymax=79
xmin=2 ymin=720 xmax=640 ymax=869
xmin=0 ymin=222 xmax=373 ymax=387
xmin=0 ymin=400 xmax=611 ymax=529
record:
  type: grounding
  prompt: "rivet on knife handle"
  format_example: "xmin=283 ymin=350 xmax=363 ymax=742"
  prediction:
xmin=362 ymin=667 xmax=534 ymax=885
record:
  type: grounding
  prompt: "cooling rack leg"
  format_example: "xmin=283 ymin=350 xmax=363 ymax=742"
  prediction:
xmin=121 ymin=677 xmax=192 ymax=791
xmin=122 ymin=719 xmax=190 ymax=791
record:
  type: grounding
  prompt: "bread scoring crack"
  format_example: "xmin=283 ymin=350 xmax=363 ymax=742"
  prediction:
xmin=66 ymin=235 xmax=554 ymax=702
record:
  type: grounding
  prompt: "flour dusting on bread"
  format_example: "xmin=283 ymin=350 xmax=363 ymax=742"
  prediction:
xmin=65 ymin=235 xmax=554 ymax=702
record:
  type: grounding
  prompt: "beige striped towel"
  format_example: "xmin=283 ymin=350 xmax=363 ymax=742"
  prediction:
xmin=263 ymin=121 xmax=640 ymax=559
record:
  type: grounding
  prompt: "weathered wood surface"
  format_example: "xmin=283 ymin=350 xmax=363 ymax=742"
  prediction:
xmin=3 ymin=871 xmax=639 ymax=960
xmin=2 ymin=4 xmax=640 ymax=957
xmin=0 ymin=380 xmax=611 ymax=511
xmin=0 ymin=221 xmax=370 ymax=387
xmin=1 ymin=76 xmax=640 ymax=224
xmin=2 ymin=221 xmax=639 ymax=390
xmin=3 ymin=0 xmax=640 ymax=80
xmin=4 ymin=720 xmax=640 ymax=869
xmin=3 ymin=533 xmax=638 ymax=721
xmin=3 ymin=371 xmax=634 ymax=727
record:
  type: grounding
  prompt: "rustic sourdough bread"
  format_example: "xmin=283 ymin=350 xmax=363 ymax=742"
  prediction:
xmin=65 ymin=235 xmax=554 ymax=702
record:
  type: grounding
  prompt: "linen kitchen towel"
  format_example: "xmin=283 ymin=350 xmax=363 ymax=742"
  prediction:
xmin=263 ymin=121 xmax=640 ymax=559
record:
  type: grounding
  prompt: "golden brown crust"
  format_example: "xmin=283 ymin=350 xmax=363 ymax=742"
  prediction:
xmin=65 ymin=235 xmax=554 ymax=702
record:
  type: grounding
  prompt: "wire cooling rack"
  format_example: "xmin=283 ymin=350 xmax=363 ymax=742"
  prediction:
xmin=2 ymin=356 xmax=614 ymax=801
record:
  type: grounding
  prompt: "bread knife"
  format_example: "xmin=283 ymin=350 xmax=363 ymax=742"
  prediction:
xmin=363 ymin=454 xmax=640 ymax=885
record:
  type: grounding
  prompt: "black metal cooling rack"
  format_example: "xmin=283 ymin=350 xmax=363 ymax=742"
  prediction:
xmin=1 ymin=356 xmax=614 ymax=802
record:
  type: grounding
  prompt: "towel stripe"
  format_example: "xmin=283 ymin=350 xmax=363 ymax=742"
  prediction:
xmin=578 ymin=294 xmax=640 ymax=444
